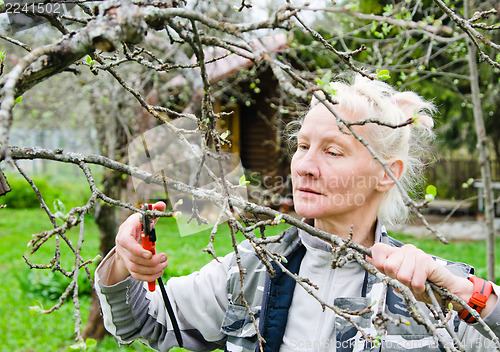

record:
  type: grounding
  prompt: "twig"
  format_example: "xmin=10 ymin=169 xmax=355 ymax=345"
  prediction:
xmin=73 ymin=219 xmax=85 ymax=342
xmin=293 ymin=13 xmax=369 ymax=77
xmin=0 ymin=34 xmax=32 ymax=52
xmin=433 ymin=0 xmax=500 ymax=69
xmin=425 ymin=283 xmax=465 ymax=351
xmin=351 ymin=250 xmax=459 ymax=352
xmin=14 ymin=160 xmax=57 ymax=227
xmin=430 ymin=282 xmax=500 ymax=349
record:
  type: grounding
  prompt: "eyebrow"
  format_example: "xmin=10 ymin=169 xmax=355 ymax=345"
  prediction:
xmin=297 ymin=129 xmax=352 ymax=149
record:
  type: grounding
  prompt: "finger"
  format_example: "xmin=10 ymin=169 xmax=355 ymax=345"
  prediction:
xmin=395 ymin=245 xmax=418 ymax=287
xmin=117 ymin=213 xmax=143 ymax=241
xmin=115 ymin=212 xmax=154 ymax=259
xmin=127 ymin=255 xmax=168 ymax=276
xmin=410 ymin=253 xmax=435 ymax=295
xmin=153 ymin=201 xmax=166 ymax=212
xmin=118 ymin=240 xmax=168 ymax=267
xmin=116 ymin=229 xmax=152 ymax=259
xmin=151 ymin=201 xmax=166 ymax=227
xmin=118 ymin=249 xmax=168 ymax=281
xmin=366 ymin=243 xmax=398 ymax=270
xmin=127 ymin=260 xmax=167 ymax=282
xmin=383 ymin=249 xmax=406 ymax=279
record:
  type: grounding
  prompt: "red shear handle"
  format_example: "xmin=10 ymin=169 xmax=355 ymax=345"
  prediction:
xmin=141 ymin=202 xmax=164 ymax=292
xmin=142 ymin=233 xmax=156 ymax=291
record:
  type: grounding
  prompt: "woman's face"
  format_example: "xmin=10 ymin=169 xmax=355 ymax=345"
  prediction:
xmin=291 ymin=103 xmax=384 ymax=223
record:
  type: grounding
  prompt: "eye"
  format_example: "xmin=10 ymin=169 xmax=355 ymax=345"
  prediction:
xmin=297 ymin=143 xmax=309 ymax=151
xmin=326 ymin=149 xmax=341 ymax=157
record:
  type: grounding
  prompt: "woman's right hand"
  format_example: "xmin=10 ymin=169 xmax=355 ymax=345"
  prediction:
xmin=107 ymin=201 xmax=169 ymax=285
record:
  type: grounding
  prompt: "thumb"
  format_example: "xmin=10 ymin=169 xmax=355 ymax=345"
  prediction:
xmin=151 ymin=201 xmax=166 ymax=227
xmin=152 ymin=201 xmax=166 ymax=212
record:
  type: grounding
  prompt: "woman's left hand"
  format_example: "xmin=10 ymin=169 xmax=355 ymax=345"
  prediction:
xmin=367 ymin=243 xmax=461 ymax=303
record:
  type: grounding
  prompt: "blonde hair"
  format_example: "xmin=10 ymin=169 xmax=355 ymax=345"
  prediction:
xmin=289 ymin=73 xmax=436 ymax=225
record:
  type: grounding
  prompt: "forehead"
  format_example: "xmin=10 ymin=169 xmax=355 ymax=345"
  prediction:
xmin=298 ymin=103 xmax=369 ymax=141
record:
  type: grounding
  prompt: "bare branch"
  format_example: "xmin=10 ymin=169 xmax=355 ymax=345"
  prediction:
xmin=0 ymin=34 xmax=32 ymax=52
xmin=293 ymin=5 xmax=454 ymax=35
xmin=433 ymin=0 xmax=500 ymax=69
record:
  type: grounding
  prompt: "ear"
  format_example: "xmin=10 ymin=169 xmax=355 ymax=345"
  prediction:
xmin=376 ymin=159 xmax=404 ymax=192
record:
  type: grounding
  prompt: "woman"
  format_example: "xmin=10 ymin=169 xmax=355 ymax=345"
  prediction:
xmin=95 ymin=73 xmax=499 ymax=351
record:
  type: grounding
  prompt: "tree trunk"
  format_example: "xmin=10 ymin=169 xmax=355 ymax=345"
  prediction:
xmin=82 ymin=83 xmax=158 ymax=339
xmin=465 ymin=0 xmax=496 ymax=282
xmin=82 ymin=173 xmax=123 ymax=340
xmin=83 ymin=90 xmax=131 ymax=340
xmin=0 ymin=169 xmax=11 ymax=196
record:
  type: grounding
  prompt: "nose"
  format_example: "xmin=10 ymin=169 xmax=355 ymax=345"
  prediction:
xmin=292 ymin=149 xmax=320 ymax=179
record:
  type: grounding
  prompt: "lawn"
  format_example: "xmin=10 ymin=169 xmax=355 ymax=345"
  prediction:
xmin=0 ymin=207 xmax=498 ymax=351
xmin=0 ymin=207 xmax=286 ymax=352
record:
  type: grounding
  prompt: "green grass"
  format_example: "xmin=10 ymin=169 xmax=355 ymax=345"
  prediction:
xmin=388 ymin=232 xmax=500 ymax=284
xmin=0 ymin=208 xmax=287 ymax=352
xmin=0 ymin=207 xmax=498 ymax=351
xmin=0 ymin=208 xmax=145 ymax=352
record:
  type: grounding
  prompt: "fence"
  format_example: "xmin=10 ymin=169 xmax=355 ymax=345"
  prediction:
xmin=7 ymin=128 xmax=98 ymax=175
xmin=425 ymin=158 xmax=500 ymax=201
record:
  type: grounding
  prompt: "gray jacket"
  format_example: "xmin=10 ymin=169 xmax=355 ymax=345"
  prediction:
xmin=95 ymin=225 xmax=500 ymax=351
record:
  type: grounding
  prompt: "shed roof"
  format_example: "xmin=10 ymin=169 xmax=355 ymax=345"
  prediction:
xmin=167 ymin=33 xmax=288 ymax=87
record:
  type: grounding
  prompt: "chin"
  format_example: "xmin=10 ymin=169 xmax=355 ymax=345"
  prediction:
xmin=293 ymin=203 xmax=324 ymax=220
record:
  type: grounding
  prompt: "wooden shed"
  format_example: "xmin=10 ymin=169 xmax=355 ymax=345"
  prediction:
xmin=167 ymin=33 xmax=298 ymax=192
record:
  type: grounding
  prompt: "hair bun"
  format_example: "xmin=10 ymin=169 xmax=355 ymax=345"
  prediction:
xmin=391 ymin=92 xmax=435 ymax=129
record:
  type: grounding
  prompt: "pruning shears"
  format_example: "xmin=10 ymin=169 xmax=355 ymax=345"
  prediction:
xmin=140 ymin=202 xmax=184 ymax=347
xmin=141 ymin=203 xmax=157 ymax=292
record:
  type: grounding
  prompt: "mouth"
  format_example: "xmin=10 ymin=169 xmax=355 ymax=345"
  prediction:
xmin=297 ymin=187 xmax=323 ymax=195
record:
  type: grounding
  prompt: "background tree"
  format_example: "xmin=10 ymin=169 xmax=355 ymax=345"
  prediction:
xmin=0 ymin=0 xmax=499 ymax=350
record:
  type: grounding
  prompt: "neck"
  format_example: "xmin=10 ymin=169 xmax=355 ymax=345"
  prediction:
xmin=314 ymin=216 xmax=377 ymax=248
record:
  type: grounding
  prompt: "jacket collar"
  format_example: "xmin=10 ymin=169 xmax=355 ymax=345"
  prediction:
xmin=297 ymin=218 xmax=387 ymax=252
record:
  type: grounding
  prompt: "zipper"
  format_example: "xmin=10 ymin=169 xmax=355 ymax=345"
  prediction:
xmin=313 ymin=265 xmax=336 ymax=348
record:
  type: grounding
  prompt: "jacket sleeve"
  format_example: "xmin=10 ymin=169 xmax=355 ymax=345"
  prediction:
xmin=95 ymin=248 xmax=232 ymax=351
xmin=458 ymin=282 xmax=500 ymax=350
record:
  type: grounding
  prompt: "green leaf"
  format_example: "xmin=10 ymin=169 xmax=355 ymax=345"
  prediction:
xmin=67 ymin=341 xmax=86 ymax=352
xmin=376 ymin=69 xmax=391 ymax=80
xmin=425 ymin=184 xmax=437 ymax=197
xmin=322 ymin=84 xmax=337 ymax=96
xmin=461 ymin=178 xmax=475 ymax=189
xmin=53 ymin=199 xmax=69 ymax=223
xmin=321 ymin=71 xmax=333 ymax=86
xmin=29 ymin=305 xmax=43 ymax=315
xmin=86 ymin=56 xmax=92 ymax=64
xmin=239 ymin=175 xmax=250 ymax=187
xmin=221 ymin=130 xmax=230 ymax=139
xmin=14 ymin=96 xmax=22 ymax=105
xmin=0 ymin=51 xmax=5 ymax=62
xmin=53 ymin=199 xmax=66 ymax=214
xmin=173 ymin=211 xmax=182 ymax=219
xmin=85 ymin=338 xmax=97 ymax=350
